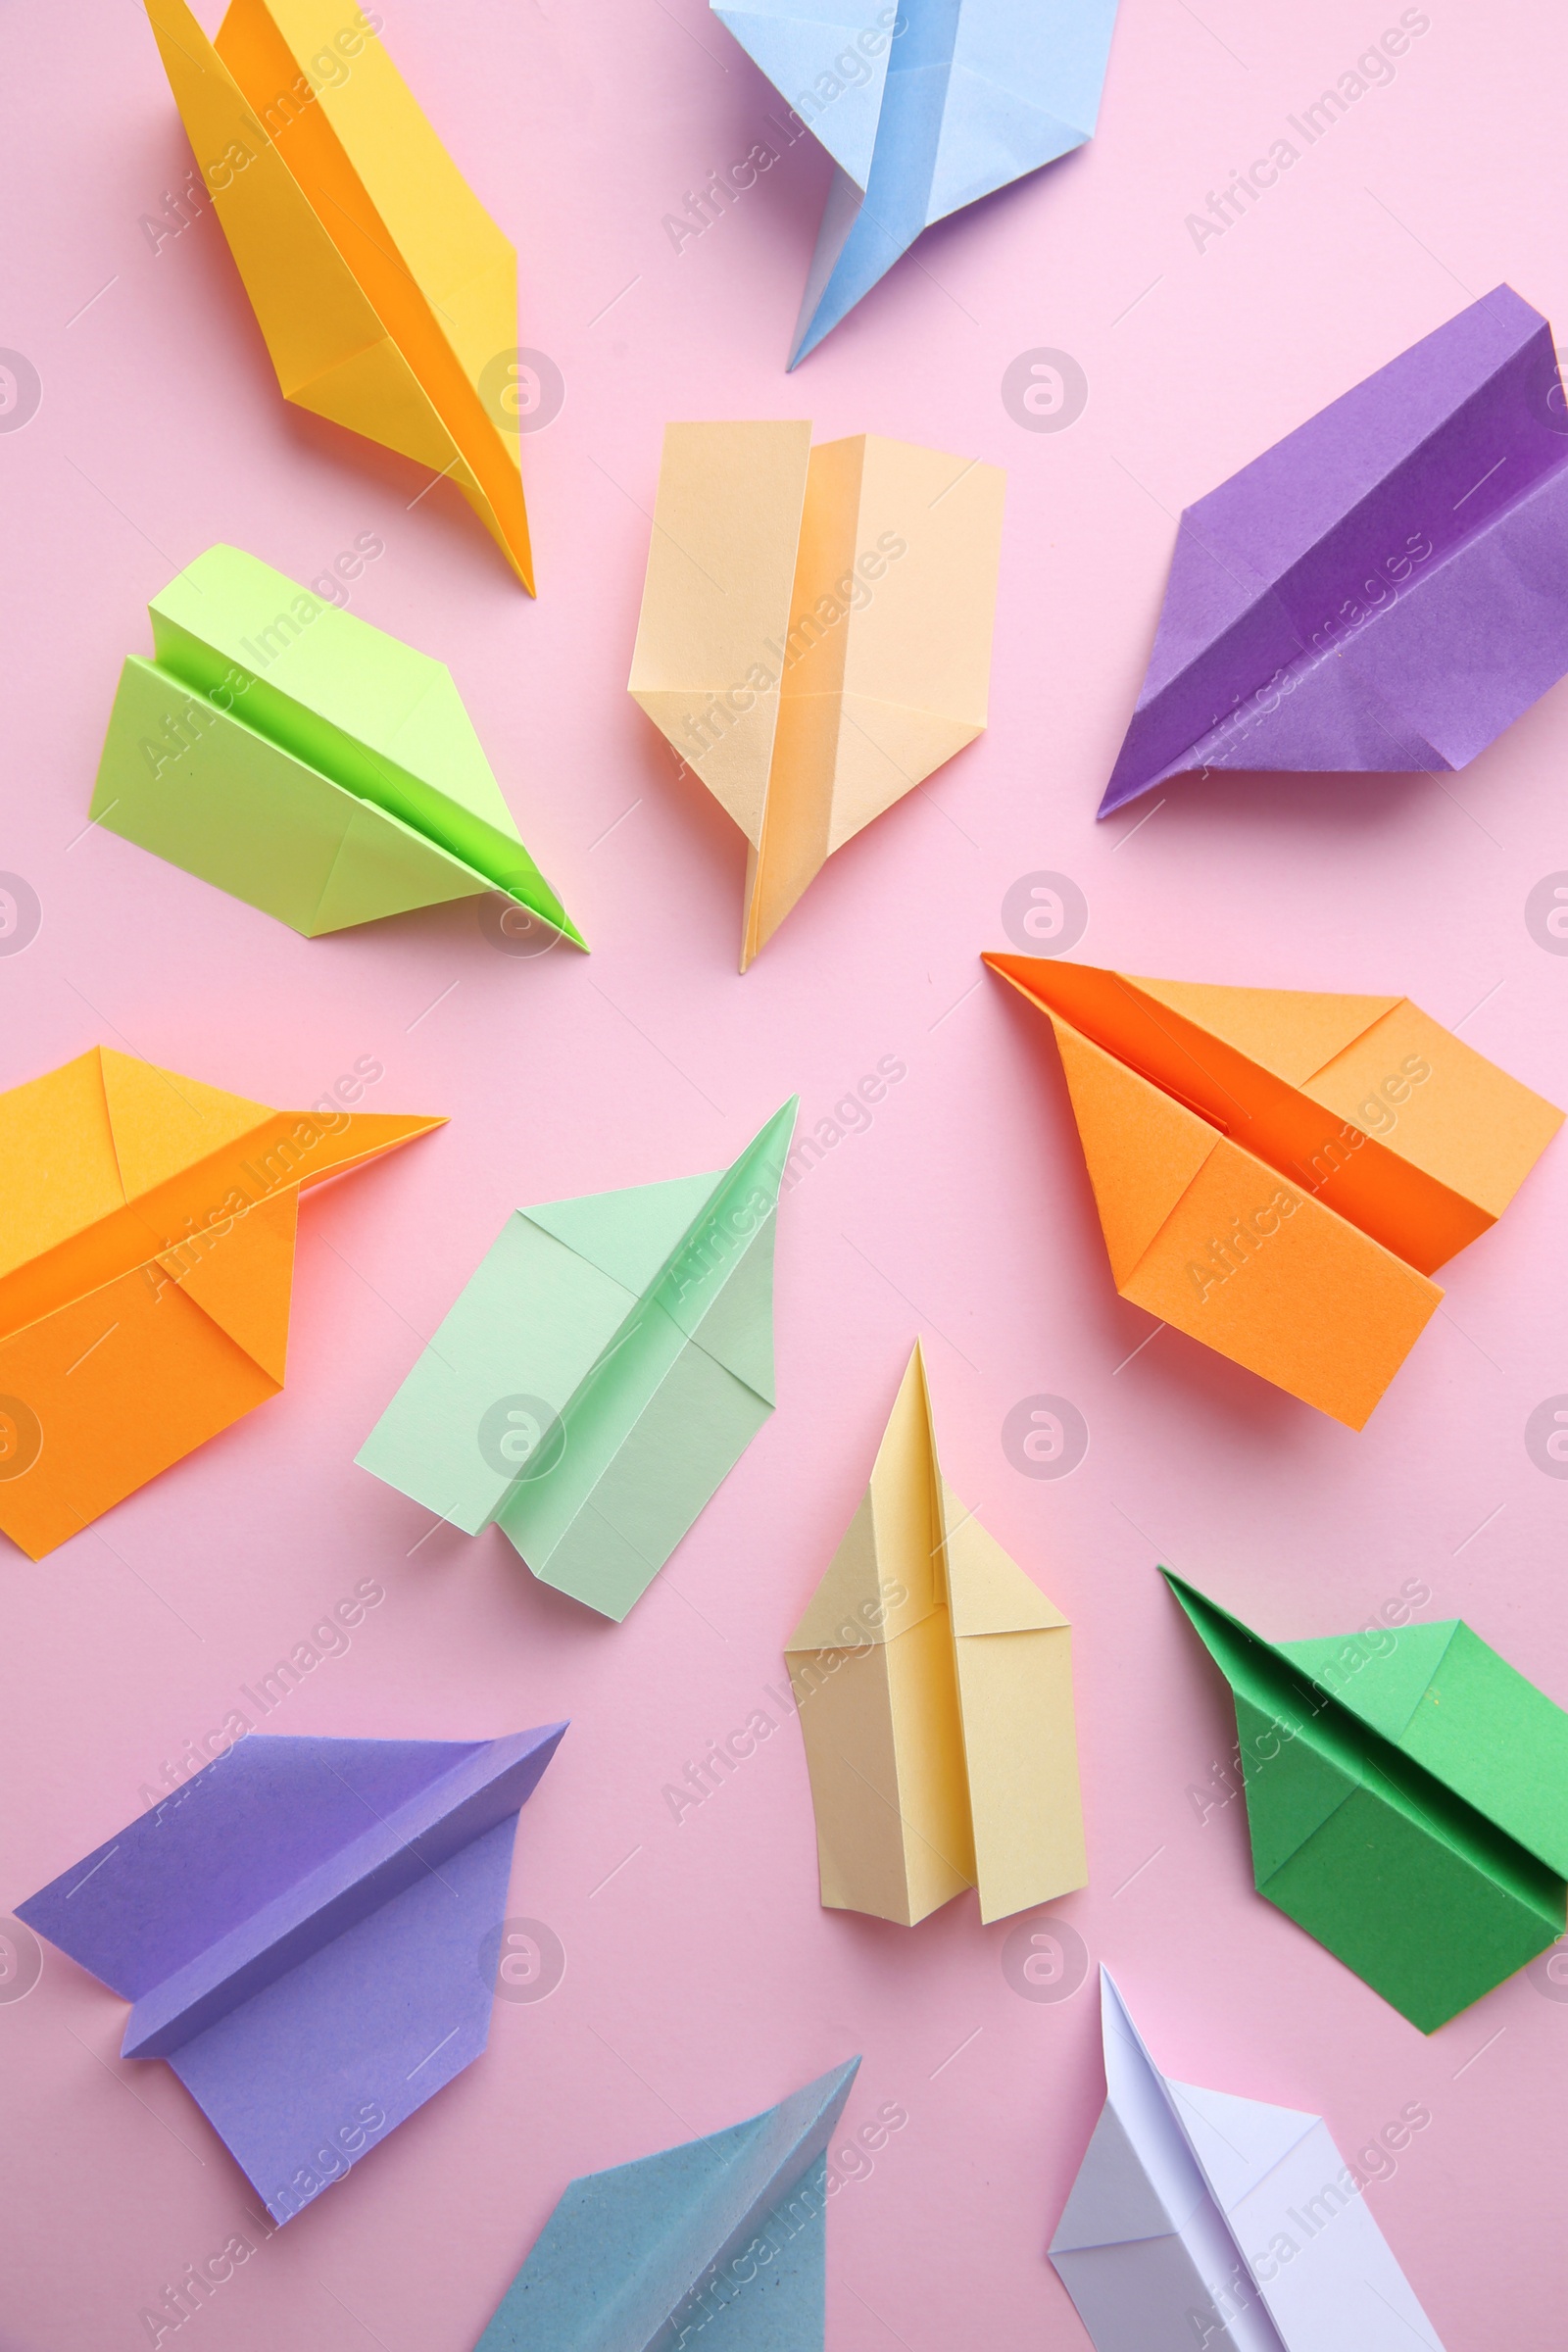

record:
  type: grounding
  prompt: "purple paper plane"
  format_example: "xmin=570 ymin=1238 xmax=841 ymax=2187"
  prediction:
xmin=18 ymin=1727 xmax=565 ymax=2223
xmin=1100 ymin=285 xmax=1568 ymax=817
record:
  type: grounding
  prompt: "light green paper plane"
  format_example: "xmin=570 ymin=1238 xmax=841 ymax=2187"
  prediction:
xmin=356 ymin=1101 xmax=797 ymax=1621
xmin=90 ymin=545 xmax=583 ymax=944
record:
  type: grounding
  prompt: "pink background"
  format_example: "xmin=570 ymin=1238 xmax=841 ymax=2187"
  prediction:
xmin=2 ymin=0 xmax=1566 ymax=2344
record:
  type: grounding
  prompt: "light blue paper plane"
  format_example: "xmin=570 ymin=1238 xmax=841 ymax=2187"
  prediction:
xmin=712 ymin=0 xmax=1119 ymax=366
xmin=357 ymin=1102 xmax=797 ymax=1622
xmin=473 ymin=2059 xmax=859 ymax=2349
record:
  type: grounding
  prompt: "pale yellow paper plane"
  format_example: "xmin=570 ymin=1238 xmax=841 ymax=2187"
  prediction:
xmin=785 ymin=1343 xmax=1086 ymax=1927
xmin=142 ymin=0 xmax=534 ymax=589
xmin=629 ymin=422 xmax=1004 ymax=968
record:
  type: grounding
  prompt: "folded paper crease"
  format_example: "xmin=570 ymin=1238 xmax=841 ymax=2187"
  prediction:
xmin=1050 ymin=1969 xmax=1446 ymax=2349
xmin=358 ymin=1102 xmax=796 ymax=1619
xmin=92 ymin=547 xmax=581 ymax=942
xmin=786 ymin=1342 xmax=1085 ymax=1925
xmin=631 ymin=423 xmax=1003 ymax=967
xmin=143 ymin=0 xmax=536 ymax=586
xmin=984 ymin=953 xmax=1560 ymax=1427
xmin=1163 ymin=1569 xmax=1568 ymax=2031
xmin=18 ymin=1727 xmax=564 ymax=2222
xmin=711 ymin=0 xmax=1119 ymax=365
xmin=1101 ymin=285 xmax=1568 ymax=816
xmin=0 ymin=1047 xmax=441 ymax=1557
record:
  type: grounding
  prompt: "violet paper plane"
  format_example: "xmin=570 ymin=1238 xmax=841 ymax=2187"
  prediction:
xmin=711 ymin=0 xmax=1119 ymax=367
xmin=1101 ymin=285 xmax=1568 ymax=817
xmin=18 ymin=1728 xmax=564 ymax=2223
xmin=1050 ymin=1970 xmax=1445 ymax=2351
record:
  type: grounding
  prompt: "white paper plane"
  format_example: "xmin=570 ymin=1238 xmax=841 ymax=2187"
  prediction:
xmin=1049 ymin=1971 xmax=1445 ymax=2351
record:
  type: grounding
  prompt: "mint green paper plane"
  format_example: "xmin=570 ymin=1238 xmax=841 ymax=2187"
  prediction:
xmin=1163 ymin=1568 xmax=1568 ymax=2032
xmin=357 ymin=1102 xmax=797 ymax=1621
xmin=90 ymin=545 xmax=583 ymax=945
xmin=472 ymin=2059 xmax=859 ymax=2349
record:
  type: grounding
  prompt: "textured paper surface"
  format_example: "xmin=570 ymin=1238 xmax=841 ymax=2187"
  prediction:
xmin=712 ymin=0 xmax=1120 ymax=365
xmin=630 ymin=423 xmax=1004 ymax=966
xmin=18 ymin=1728 xmax=564 ymax=2223
xmin=1164 ymin=1571 xmax=1568 ymax=2030
xmin=11 ymin=8 xmax=1568 ymax=2343
xmin=474 ymin=2060 xmax=858 ymax=2348
xmin=92 ymin=547 xmax=580 ymax=941
xmin=1101 ymin=286 xmax=1568 ymax=815
xmin=786 ymin=1342 xmax=1084 ymax=1925
xmin=140 ymin=0 xmax=536 ymax=586
xmin=0 ymin=1046 xmax=440 ymax=1557
xmin=358 ymin=1102 xmax=796 ymax=1619
xmin=985 ymin=954 xmax=1561 ymax=1428
xmin=1051 ymin=1971 xmax=1445 ymax=2350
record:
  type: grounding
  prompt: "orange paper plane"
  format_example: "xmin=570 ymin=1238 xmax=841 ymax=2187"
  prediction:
xmin=629 ymin=422 xmax=1004 ymax=968
xmin=0 ymin=1049 xmax=440 ymax=1556
xmin=985 ymin=956 xmax=1562 ymax=1429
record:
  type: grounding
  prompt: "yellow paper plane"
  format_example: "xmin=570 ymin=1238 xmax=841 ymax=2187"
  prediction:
xmin=142 ymin=0 xmax=535 ymax=589
xmin=985 ymin=954 xmax=1563 ymax=1429
xmin=785 ymin=1343 xmax=1086 ymax=1927
xmin=629 ymin=422 xmax=1004 ymax=968
xmin=0 ymin=1048 xmax=441 ymax=1558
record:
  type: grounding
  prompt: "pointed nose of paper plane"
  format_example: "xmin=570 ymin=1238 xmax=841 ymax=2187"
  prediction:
xmin=477 ymin=1721 xmax=569 ymax=1815
xmin=740 ymin=1097 xmax=800 ymax=1188
xmin=1096 ymin=752 xmax=1170 ymax=820
xmin=294 ymin=1108 xmax=447 ymax=1190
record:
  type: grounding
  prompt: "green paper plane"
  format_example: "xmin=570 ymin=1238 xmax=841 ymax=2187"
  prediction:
xmin=1162 ymin=1567 xmax=1568 ymax=2032
xmin=357 ymin=1101 xmax=797 ymax=1621
xmin=90 ymin=545 xmax=583 ymax=945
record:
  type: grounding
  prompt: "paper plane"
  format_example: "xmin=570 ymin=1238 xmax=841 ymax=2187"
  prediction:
xmin=786 ymin=1343 xmax=1085 ymax=1926
xmin=0 ymin=1047 xmax=440 ymax=1558
xmin=984 ymin=954 xmax=1561 ymax=1428
xmin=92 ymin=546 xmax=582 ymax=944
xmin=1164 ymin=1570 xmax=1568 ymax=2032
xmin=630 ymin=422 xmax=1004 ymax=967
xmin=712 ymin=0 xmax=1119 ymax=366
xmin=1051 ymin=1970 xmax=1445 ymax=2350
xmin=1101 ymin=285 xmax=1568 ymax=816
xmin=358 ymin=1102 xmax=796 ymax=1620
xmin=18 ymin=1726 xmax=564 ymax=2224
xmin=141 ymin=0 xmax=536 ymax=587
xmin=473 ymin=2058 xmax=858 ymax=2349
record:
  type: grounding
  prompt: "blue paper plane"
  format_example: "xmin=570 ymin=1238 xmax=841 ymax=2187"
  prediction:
xmin=474 ymin=2059 xmax=860 ymax=2348
xmin=712 ymin=0 xmax=1120 ymax=366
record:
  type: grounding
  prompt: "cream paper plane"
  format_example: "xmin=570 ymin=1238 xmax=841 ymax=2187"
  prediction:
xmin=785 ymin=1343 xmax=1085 ymax=1926
xmin=1051 ymin=1970 xmax=1446 ymax=2352
xmin=629 ymin=421 xmax=1004 ymax=967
